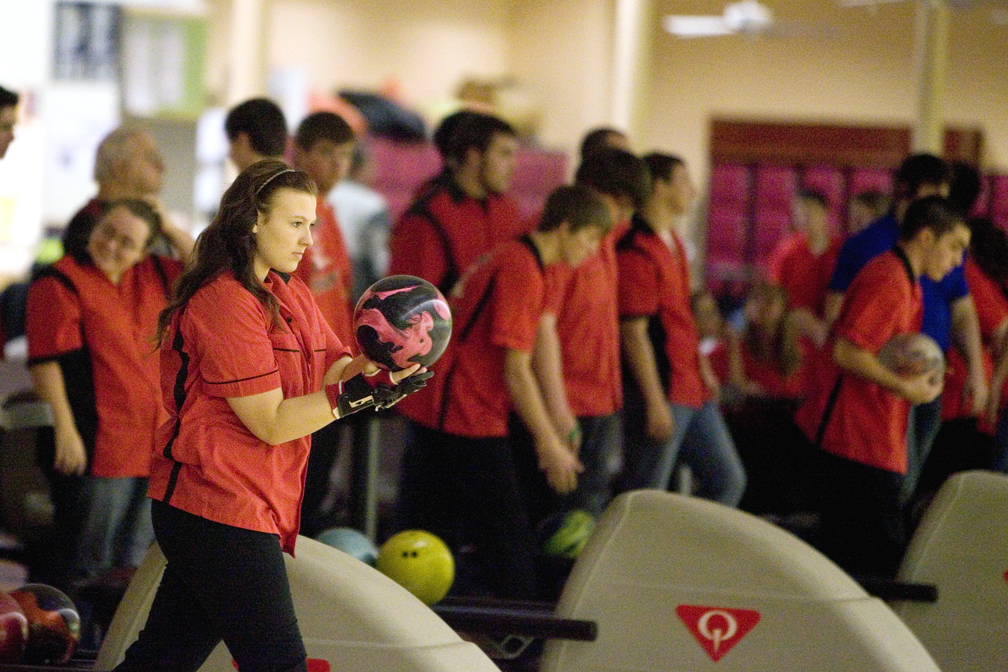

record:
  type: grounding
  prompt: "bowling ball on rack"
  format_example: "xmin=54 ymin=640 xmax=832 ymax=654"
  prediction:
xmin=353 ymin=275 xmax=452 ymax=372
xmin=0 ymin=591 xmax=28 ymax=664
xmin=538 ymin=509 xmax=596 ymax=559
xmin=316 ymin=527 xmax=379 ymax=566
xmin=376 ymin=530 xmax=455 ymax=605
xmin=9 ymin=583 xmax=81 ymax=664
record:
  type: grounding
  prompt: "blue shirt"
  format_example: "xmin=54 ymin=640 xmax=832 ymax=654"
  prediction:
xmin=829 ymin=213 xmax=969 ymax=351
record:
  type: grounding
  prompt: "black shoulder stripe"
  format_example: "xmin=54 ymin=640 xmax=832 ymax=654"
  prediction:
xmin=32 ymin=266 xmax=79 ymax=295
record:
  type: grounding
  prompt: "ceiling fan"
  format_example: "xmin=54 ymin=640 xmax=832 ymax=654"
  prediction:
xmin=663 ymin=1 xmax=837 ymax=38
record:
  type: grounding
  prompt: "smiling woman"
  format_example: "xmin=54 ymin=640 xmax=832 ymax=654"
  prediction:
xmin=86 ymin=201 xmax=161 ymax=283
xmin=24 ymin=197 xmax=194 ymax=598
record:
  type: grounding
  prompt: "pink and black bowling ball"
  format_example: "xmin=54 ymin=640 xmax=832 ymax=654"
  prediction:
xmin=0 ymin=591 xmax=28 ymax=664
xmin=9 ymin=583 xmax=81 ymax=664
xmin=353 ymin=275 xmax=452 ymax=372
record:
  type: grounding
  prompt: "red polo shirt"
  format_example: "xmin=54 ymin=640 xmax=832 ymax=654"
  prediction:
xmin=617 ymin=215 xmax=710 ymax=409
xmin=766 ymin=233 xmax=842 ymax=317
xmin=795 ymin=249 xmax=922 ymax=474
xmin=397 ymin=237 xmax=546 ymax=438
xmin=26 ymin=254 xmax=182 ymax=478
xmin=293 ymin=197 xmax=355 ymax=347
xmin=387 ymin=174 xmax=525 ymax=295
xmin=548 ymin=220 xmax=628 ymax=417
xmin=148 ymin=271 xmax=350 ymax=555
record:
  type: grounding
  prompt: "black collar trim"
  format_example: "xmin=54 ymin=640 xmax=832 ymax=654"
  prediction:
xmin=518 ymin=234 xmax=545 ymax=272
xmin=891 ymin=245 xmax=917 ymax=284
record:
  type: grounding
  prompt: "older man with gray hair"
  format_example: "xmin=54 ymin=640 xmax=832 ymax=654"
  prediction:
xmin=61 ymin=125 xmax=168 ymax=259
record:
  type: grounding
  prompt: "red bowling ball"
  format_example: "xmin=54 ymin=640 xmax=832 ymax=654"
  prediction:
xmin=0 ymin=591 xmax=28 ymax=664
xmin=9 ymin=583 xmax=81 ymax=664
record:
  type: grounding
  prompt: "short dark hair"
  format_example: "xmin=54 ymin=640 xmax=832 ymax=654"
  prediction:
xmin=225 ymin=98 xmax=288 ymax=158
xmin=797 ymin=188 xmax=829 ymax=210
xmin=853 ymin=190 xmax=890 ymax=215
xmin=444 ymin=112 xmax=515 ymax=167
xmin=538 ymin=184 xmax=611 ymax=235
xmin=642 ymin=153 xmax=685 ymax=184
xmin=899 ymin=195 xmax=963 ymax=242
xmin=0 ymin=85 xmax=18 ymax=109
xmin=295 ymin=111 xmax=355 ymax=151
xmin=579 ymin=127 xmax=627 ymax=161
xmin=432 ymin=109 xmax=481 ymax=160
xmin=894 ymin=153 xmax=949 ymax=201
xmin=948 ymin=160 xmax=982 ymax=217
xmin=576 ymin=149 xmax=651 ymax=212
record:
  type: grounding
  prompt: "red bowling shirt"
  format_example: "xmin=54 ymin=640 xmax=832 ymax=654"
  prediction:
xmin=148 ymin=271 xmax=349 ymax=554
xmin=795 ymin=249 xmax=922 ymax=474
xmin=294 ymin=197 xmax=355 ymax=347
xmin=617 ymin=216 xmax=710 ymax=409
xmin=26 ymin=254 xmax=182 ymax=478
xmin=548 ymin=221 xmax=629 ymax=417
xmin=388 ymin=174 xmax=525 ymax=295
xmin=766 ymin=233 xmax=842 ymax=317
xmin=397 ymin=237 xmax=546 ymax=438
xmin=942 ymin=258 xmax=1007 ymax=423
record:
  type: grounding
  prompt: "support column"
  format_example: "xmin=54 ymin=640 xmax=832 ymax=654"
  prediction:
xmin=226 ymin=0 xmax=268 ymax=105
xmin=912 ymin=0 xmax=950 ymax=154
xmin=610 ymin=0 xmax=656 ymax=143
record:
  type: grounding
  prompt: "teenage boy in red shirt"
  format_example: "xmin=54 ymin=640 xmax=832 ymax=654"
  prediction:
xmin=796 ymin=196 xmax=969 ymax=577
xmin=617 ymin=153 xmax=746 ymax=505
xmin=388 ymin=112 xmax=522 ymax=296
xmin=395 ymin=185 xmax=611 ymax=600
xmin=523 ymin=148 xmax=650 ymax=526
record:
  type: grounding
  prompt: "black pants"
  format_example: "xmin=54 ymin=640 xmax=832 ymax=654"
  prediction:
xmin=115 ymin=501 xmax=307 ymax=672
xmin=300 ymin=420 xmax=344 ymax=539
xmin=814 ymin=450 xmax=907 ymax=579
xmin=396 ymin=422 xmax=540 ymax=600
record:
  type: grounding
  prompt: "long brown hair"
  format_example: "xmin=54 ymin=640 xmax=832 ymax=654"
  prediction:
xmin=743 ymin=282 xmax=802 ymax=378
xmin=156 ymin=160 xmax=316 ymax=343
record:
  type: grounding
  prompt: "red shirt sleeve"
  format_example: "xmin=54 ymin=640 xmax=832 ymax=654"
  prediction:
xmin=835 ymin=261 xmax=909 ymax=354
xmin=490 ymin=254 xmax=544 ymax=353
xmin=765 ymin=234 xmax=799 ymax=284
xmin=26 ymin=275 xmax=83 ymax=360
xmin=617 ymin=248 xmax=660 ymax=318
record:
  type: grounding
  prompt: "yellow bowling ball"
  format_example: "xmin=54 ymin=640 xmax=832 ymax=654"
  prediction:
xmin=376 ymin=530 xmax=454 ymax=605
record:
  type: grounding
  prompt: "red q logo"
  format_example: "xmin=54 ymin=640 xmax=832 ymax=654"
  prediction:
xmin=676 ymin=605 xmax=761 ymax=662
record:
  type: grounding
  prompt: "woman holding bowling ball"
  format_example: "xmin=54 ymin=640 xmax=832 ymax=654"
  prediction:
xmin=114 ymin=160 xmax=427 ymax=672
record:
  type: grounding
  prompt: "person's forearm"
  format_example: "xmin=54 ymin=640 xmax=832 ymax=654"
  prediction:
xmin=620 ymin=318 xmax=667 ymax=409
xmin=29 ymin=361 xmax=77 ymax=433
xmin=823 ymin=291 xmax=843 ymax=328
xmin=228 ymin=387 xmax=338 ymax=446
xmin=952 ymin=296 xmax=985 ymax=377
xmin=161 ymin=220 xmax=196 ymax=265
xmin=531 ymin=314 xmax=576 ymax=434
xmin=505 ymin=348 xmax=561 ymax=449
xmin=832 ymin=337 xmax=905 ymax=393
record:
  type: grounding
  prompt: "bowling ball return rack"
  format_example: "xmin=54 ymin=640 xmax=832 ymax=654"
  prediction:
xmin=0 ymin=576 xmax=936 ymax=671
